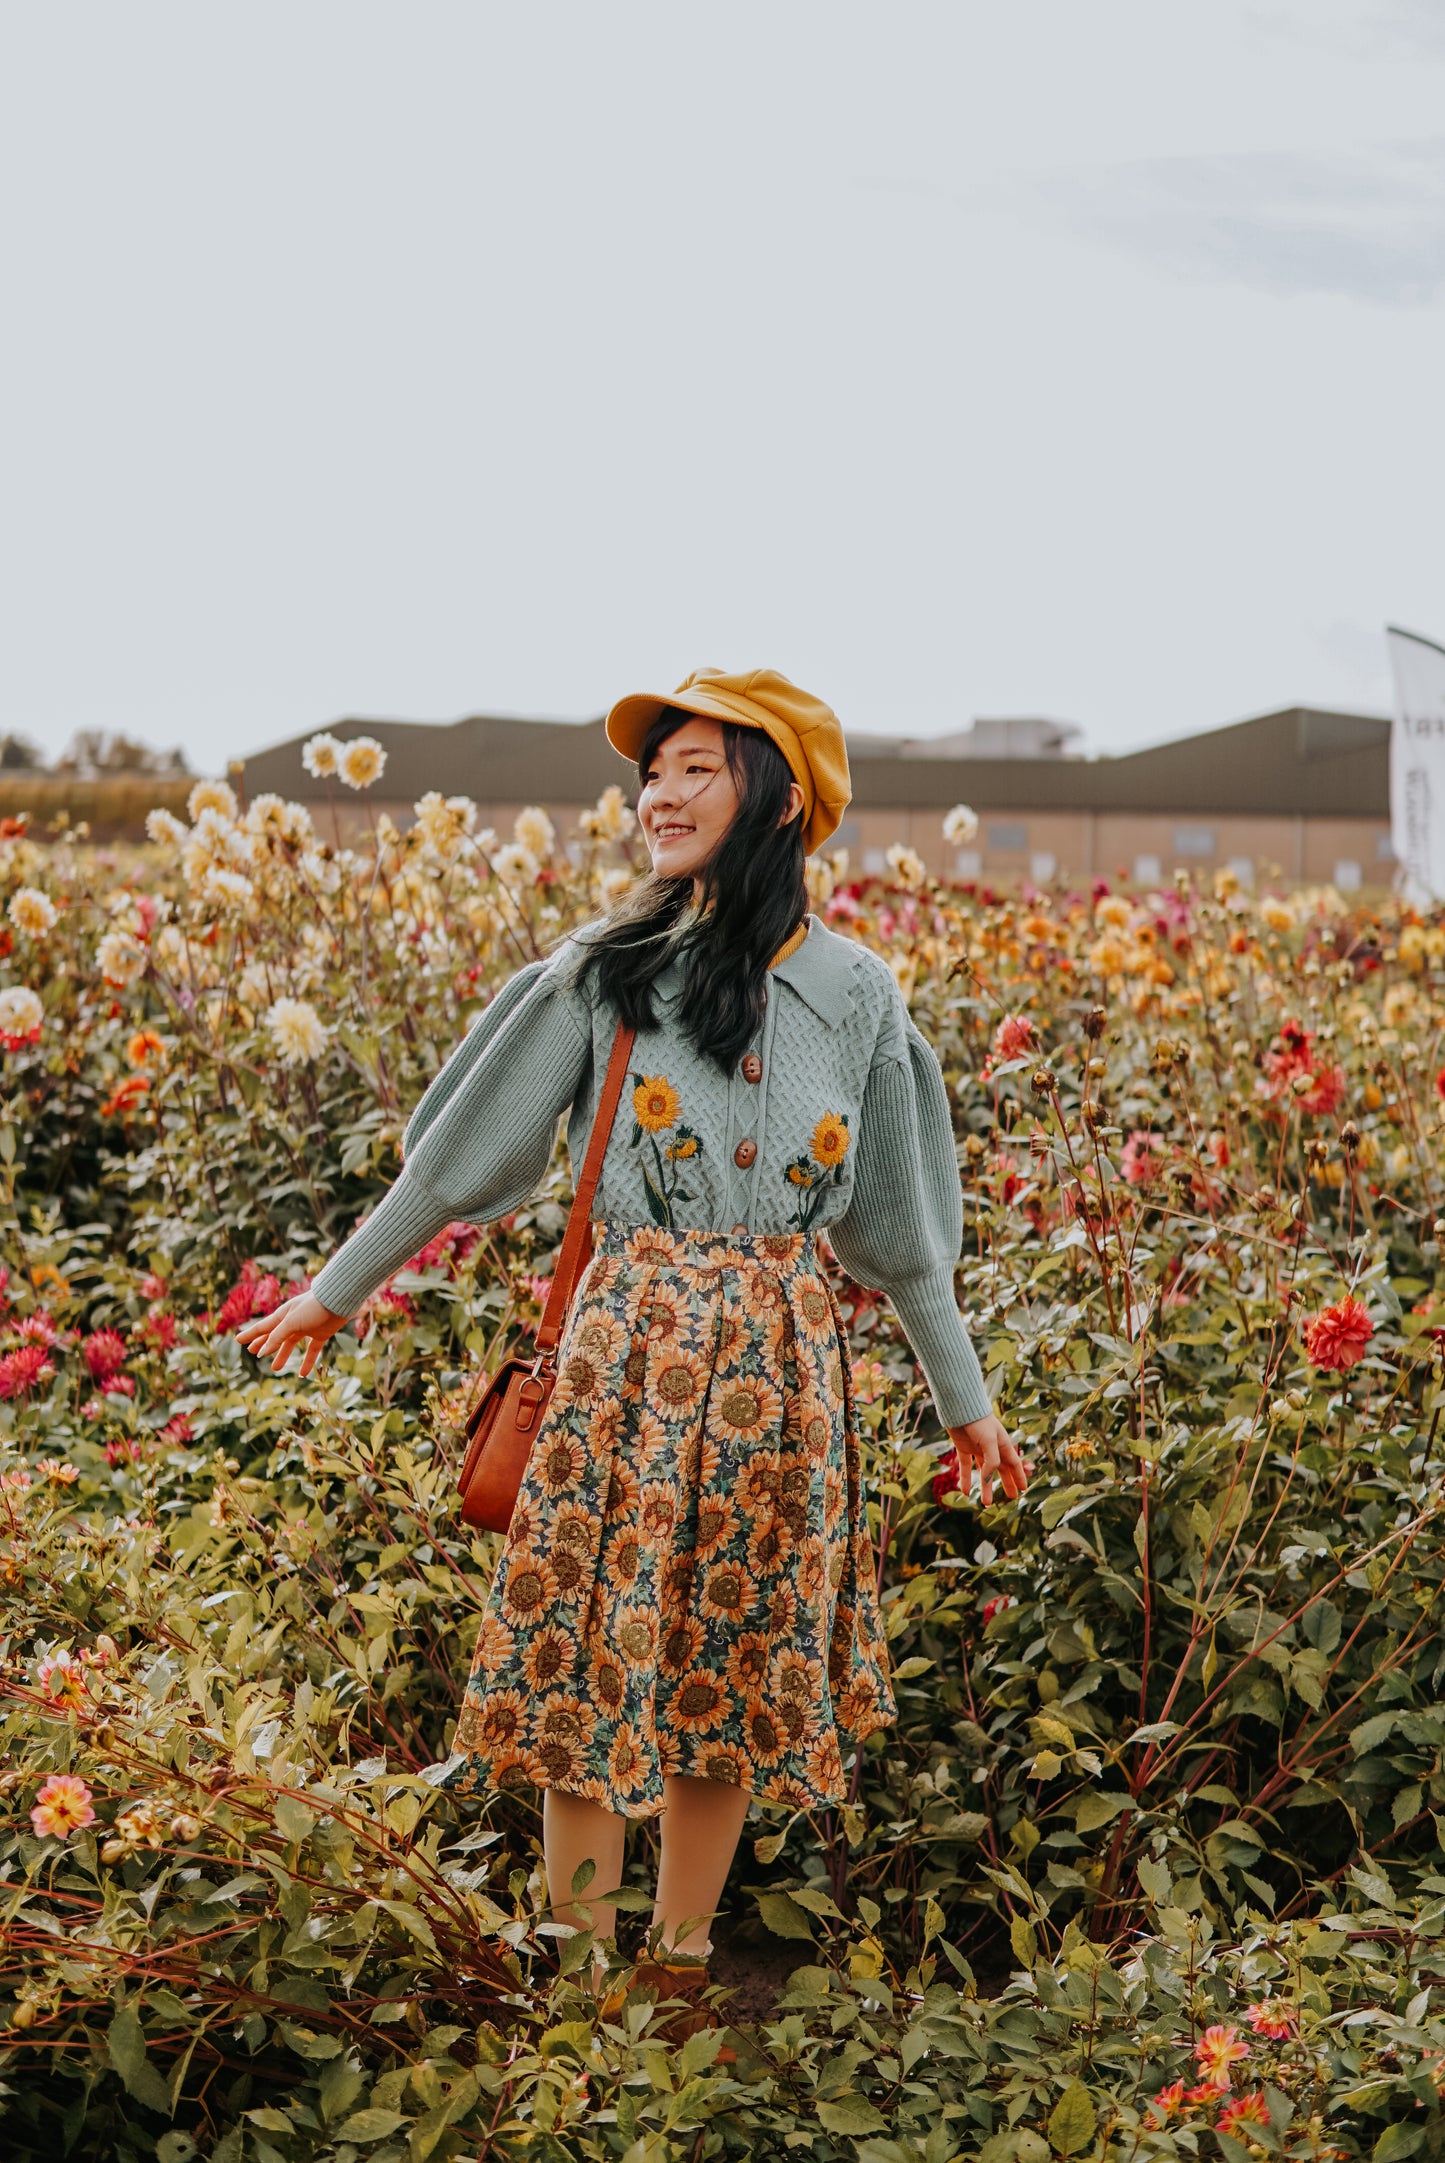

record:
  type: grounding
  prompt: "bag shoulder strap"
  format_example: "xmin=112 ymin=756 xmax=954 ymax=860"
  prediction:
xmin=535 ymin=1016 xmax=636 ymax=1355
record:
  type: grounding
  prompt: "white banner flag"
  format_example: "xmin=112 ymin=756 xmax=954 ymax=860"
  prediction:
xmin=1387 ymin=624 xmax=1445 ymax=908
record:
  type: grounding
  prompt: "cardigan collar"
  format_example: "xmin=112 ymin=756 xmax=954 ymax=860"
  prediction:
xmin=651 ymin=914 xmax=857 ymax=1030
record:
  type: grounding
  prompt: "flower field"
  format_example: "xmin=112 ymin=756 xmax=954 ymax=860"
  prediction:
xmin=2 ymin=762 xmax=1445 ymax=2162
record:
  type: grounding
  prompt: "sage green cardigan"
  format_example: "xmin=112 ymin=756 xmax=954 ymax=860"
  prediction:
xmin=313 ymin=915 xmax=993 ymax=1430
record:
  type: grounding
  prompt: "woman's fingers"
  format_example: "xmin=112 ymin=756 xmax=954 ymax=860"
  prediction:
xmin=954 ymin=1418 xmax=1030 ymax=1504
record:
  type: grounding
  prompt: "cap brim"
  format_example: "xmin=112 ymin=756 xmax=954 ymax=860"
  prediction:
xmin=604 ymin=688 xmax=759 ymax=762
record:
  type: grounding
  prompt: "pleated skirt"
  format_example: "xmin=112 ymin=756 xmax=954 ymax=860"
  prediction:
xmin=440 ymin=1219 xmax=897 ymax=1818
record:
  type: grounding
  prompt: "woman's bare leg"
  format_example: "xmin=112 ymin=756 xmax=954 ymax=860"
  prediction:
xmin=542 ymin=1789 xmax=627 ymax=1945
xmin=651 ymin=1776 xmax=752 ymax=1957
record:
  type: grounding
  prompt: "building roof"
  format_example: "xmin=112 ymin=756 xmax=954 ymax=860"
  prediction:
xmin=239 ymin=704 xmax=1390 ymax=819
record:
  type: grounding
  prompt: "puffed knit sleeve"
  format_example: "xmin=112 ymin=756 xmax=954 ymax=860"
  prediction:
xmin=829 ymin=1003 xmax=993 ymax=1431
xmin=311 ymin=952 xmax=592 ymax=1318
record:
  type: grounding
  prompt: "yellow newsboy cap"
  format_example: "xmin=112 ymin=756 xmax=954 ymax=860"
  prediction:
xmin=605 ymin=666 xmax=852 ymax=856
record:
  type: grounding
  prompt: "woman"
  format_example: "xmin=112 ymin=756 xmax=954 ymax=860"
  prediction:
xmin=238 ymin=665 xmax=1027 ymax=1999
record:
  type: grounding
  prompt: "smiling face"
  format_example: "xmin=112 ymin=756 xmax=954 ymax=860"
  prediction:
xmin=637 ymin=716 xmax=741 ymax=884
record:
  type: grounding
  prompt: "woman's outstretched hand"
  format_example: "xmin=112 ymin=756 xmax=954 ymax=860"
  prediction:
xmin=235 ymin=1291 xmax=348 ymax=1378
xmin=946 ymin=1414 xmax=1029 ymax=1508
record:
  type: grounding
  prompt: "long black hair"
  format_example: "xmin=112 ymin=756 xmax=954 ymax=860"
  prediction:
xmin=572 ymin=706 xmax=808 ymax=1070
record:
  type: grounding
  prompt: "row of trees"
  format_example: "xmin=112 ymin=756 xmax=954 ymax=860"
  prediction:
xmin=0 ymin=729 xmax=189 ymax=777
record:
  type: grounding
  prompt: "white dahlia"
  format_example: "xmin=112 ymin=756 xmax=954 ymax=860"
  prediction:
xmin=96 ymin=931 xmax=146 ymax=987
xmin=885 ymin=842 xmax=927 ymax=890
xmin=0 ymin=986 xmax=44 ymax=1043
xmin=302 ymin=732 xmax=342 ymax=779
xmin=337 ymin=737 xmax=386 ymax=790
xmin=188 ymin=779 xmax=238 ymax=823
xmin=8 ymin=888 xmax=57 ymax=937
xmin=265 ymin=996 xmax=328 ymax=1066
xmin=145 ymin=807 xmax=188 ymax=847
xmin=513 ymin=806 xmax=555 ymax=861
xmin=942 ymin=803 xmax=979 ymax=847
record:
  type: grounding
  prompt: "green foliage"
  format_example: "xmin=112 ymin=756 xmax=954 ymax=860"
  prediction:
xmin=0 ymin=813 xmax=1444 ymax=2155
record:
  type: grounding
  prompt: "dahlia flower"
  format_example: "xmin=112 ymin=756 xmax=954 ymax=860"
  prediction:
xmin=96 ymin=930 xmax=145 ymax=987
xmin=513 ymin=805 xmax=555 ymax=860
xmin=1245 ymin=2000 xmax=1296 ymax=2039
xmin=30 ymin=1773 xmax=95 ymax=1840
xmin=145 ymin=807 xmax=188 ymax=846
xmin=1216 ymin=2092 xmax=1270 ymax=2135
xmin=187 ymin=778 xmax=237 ymax=823
xmin=943 ymin=803 xmax=979 ymax=846
xmin=885 ymin=843 xmax=926 ymax=889
xmin=0 ymin=985 xmax=44 ymax=1049
xmin=264 ymin=996 xmax=328 ymax=1067
xmin=1302 ymin=1295 xmax=1374 ymax=1373
xmin=8 ymin=887 xmax=57 ymax=936
xmin=337 ymin=736 xmax=386 ymax=790
xmin=302 ymin=732 xmax=342 ymax=778
xmin=1194 ymin=2024 xmax=1249 ymax=2087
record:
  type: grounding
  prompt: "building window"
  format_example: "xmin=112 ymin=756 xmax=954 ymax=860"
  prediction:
xmin=954 ymin=848 xmax=981 ymax=879
xmin=861 ymin=847 xmax=887 ymax=875
xmin=1029 ymin=851 xmax=1057 ymax=884
xmin=1334 ymin=859 xmax=1362 ymax=892
xmin=1376 ymin=832 xmax=1396 ymax=861
xmin=1134 ymin=853 xmax=1162 ymax=887
xmin=1173 ymin=825 xmax=1216 ymax=857
xmin=1228 ymin=856 xmax=1255 ymax=888
xmin=988 ymin=821 xmax=1028 ymax=852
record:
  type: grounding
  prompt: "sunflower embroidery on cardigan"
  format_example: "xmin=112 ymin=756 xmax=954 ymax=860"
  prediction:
xmin=783 ymin=1111 xmax=851 ymax=1231
xmin=629 ymin=1073 xmax=704 ymax=1229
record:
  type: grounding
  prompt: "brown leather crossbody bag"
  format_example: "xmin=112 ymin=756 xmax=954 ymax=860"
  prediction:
xmin=456 ymin=1017 xmax=636 ymax=1533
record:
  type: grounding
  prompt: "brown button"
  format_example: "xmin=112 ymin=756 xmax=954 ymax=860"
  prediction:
xmin=741 ymin=1052 xmax=763 ymax=1083
xmin=733 ymin=1138 xmax=757 ymax=1168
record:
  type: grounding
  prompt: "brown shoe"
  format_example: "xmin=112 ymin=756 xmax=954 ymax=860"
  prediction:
xmin=605 ymin=1959 xmax=736 ymax=2060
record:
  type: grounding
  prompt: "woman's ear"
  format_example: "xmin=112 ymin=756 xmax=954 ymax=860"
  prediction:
xmin=780 ymin=780 xmax=804 ymax=828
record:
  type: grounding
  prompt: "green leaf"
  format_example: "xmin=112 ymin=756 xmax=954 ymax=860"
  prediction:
xmin=791 ymin=1886 xmax=844 ymax=1919
xmin=755 ymin=1890 xmax=815 ymax=1941
xmin=107 ymin=2003 xmax=173 ymax=2115
xmin=1076 ymin=1791 xmax=1131 ymax=1833
xmin=1137 ymin=1855 xmax=1172 ymax=1904
xmin=1048 ymin=2080 xmax=1098 ymax=2157
xmin=1351 ymin=1713 xmax=1398 ymax=1757
xmin=273 ymin=1794 xmax=315 ymax=1844
xmin=1373 ymin=2125 xmax=1424 ymax=2163
xmin=817 ymin=2097 xmax=889 ymax=2137
xmin=336 ymin=2109 xmax=410 ymax=2142
xmin=1009 ymin=1914 xmax=1037 ymax=1966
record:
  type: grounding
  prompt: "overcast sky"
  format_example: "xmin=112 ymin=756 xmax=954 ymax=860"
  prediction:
xmin=2 ymin=1 xmax=1443 ymax=773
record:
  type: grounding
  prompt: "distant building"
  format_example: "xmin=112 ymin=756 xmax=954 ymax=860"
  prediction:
xmin=238 ymin=703 xmax=1394 ymax=891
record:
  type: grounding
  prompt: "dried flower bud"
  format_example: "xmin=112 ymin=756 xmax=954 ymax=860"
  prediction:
xmin=1305 ymin=1138 xmax=1329 ymax=1166
xmin=1339 ymin=1122 xmax=1360 ymax=1152
xmin=101 ymin=1837 xmax=126 ymax=1865
xmin=170 ymin=1811 xmax=202 ymax=1842
xmin=1030 ymin=1068 xmax=1056 ymax=1097
xmin=963 ymin=1134 xmax=987 ymax=1164
xmin=10 ymin=2000 xmax=36 ymax=2030
xmin=1030 ymin=1129 xmax=1048 ymax=1161
xmin=1083 ymin=1007 xmax=1107 ymax=1041
xmin=1087 ymin=1057 xmax=1106 ymax=1076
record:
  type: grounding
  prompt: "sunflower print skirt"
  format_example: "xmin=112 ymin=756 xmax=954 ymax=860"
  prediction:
xmin=440 ymin=1221 xmax=897 ymax=1818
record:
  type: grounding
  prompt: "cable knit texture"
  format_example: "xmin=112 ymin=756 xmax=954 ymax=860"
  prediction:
xmin=313 ymin=915 xmax=993 ymax=1428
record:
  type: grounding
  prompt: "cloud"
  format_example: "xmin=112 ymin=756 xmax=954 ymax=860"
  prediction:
xmin=1025 ymin=136 xmax=1445 ymax=307
xmin=1245 ymin=0 xmax=1445 ymax=62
